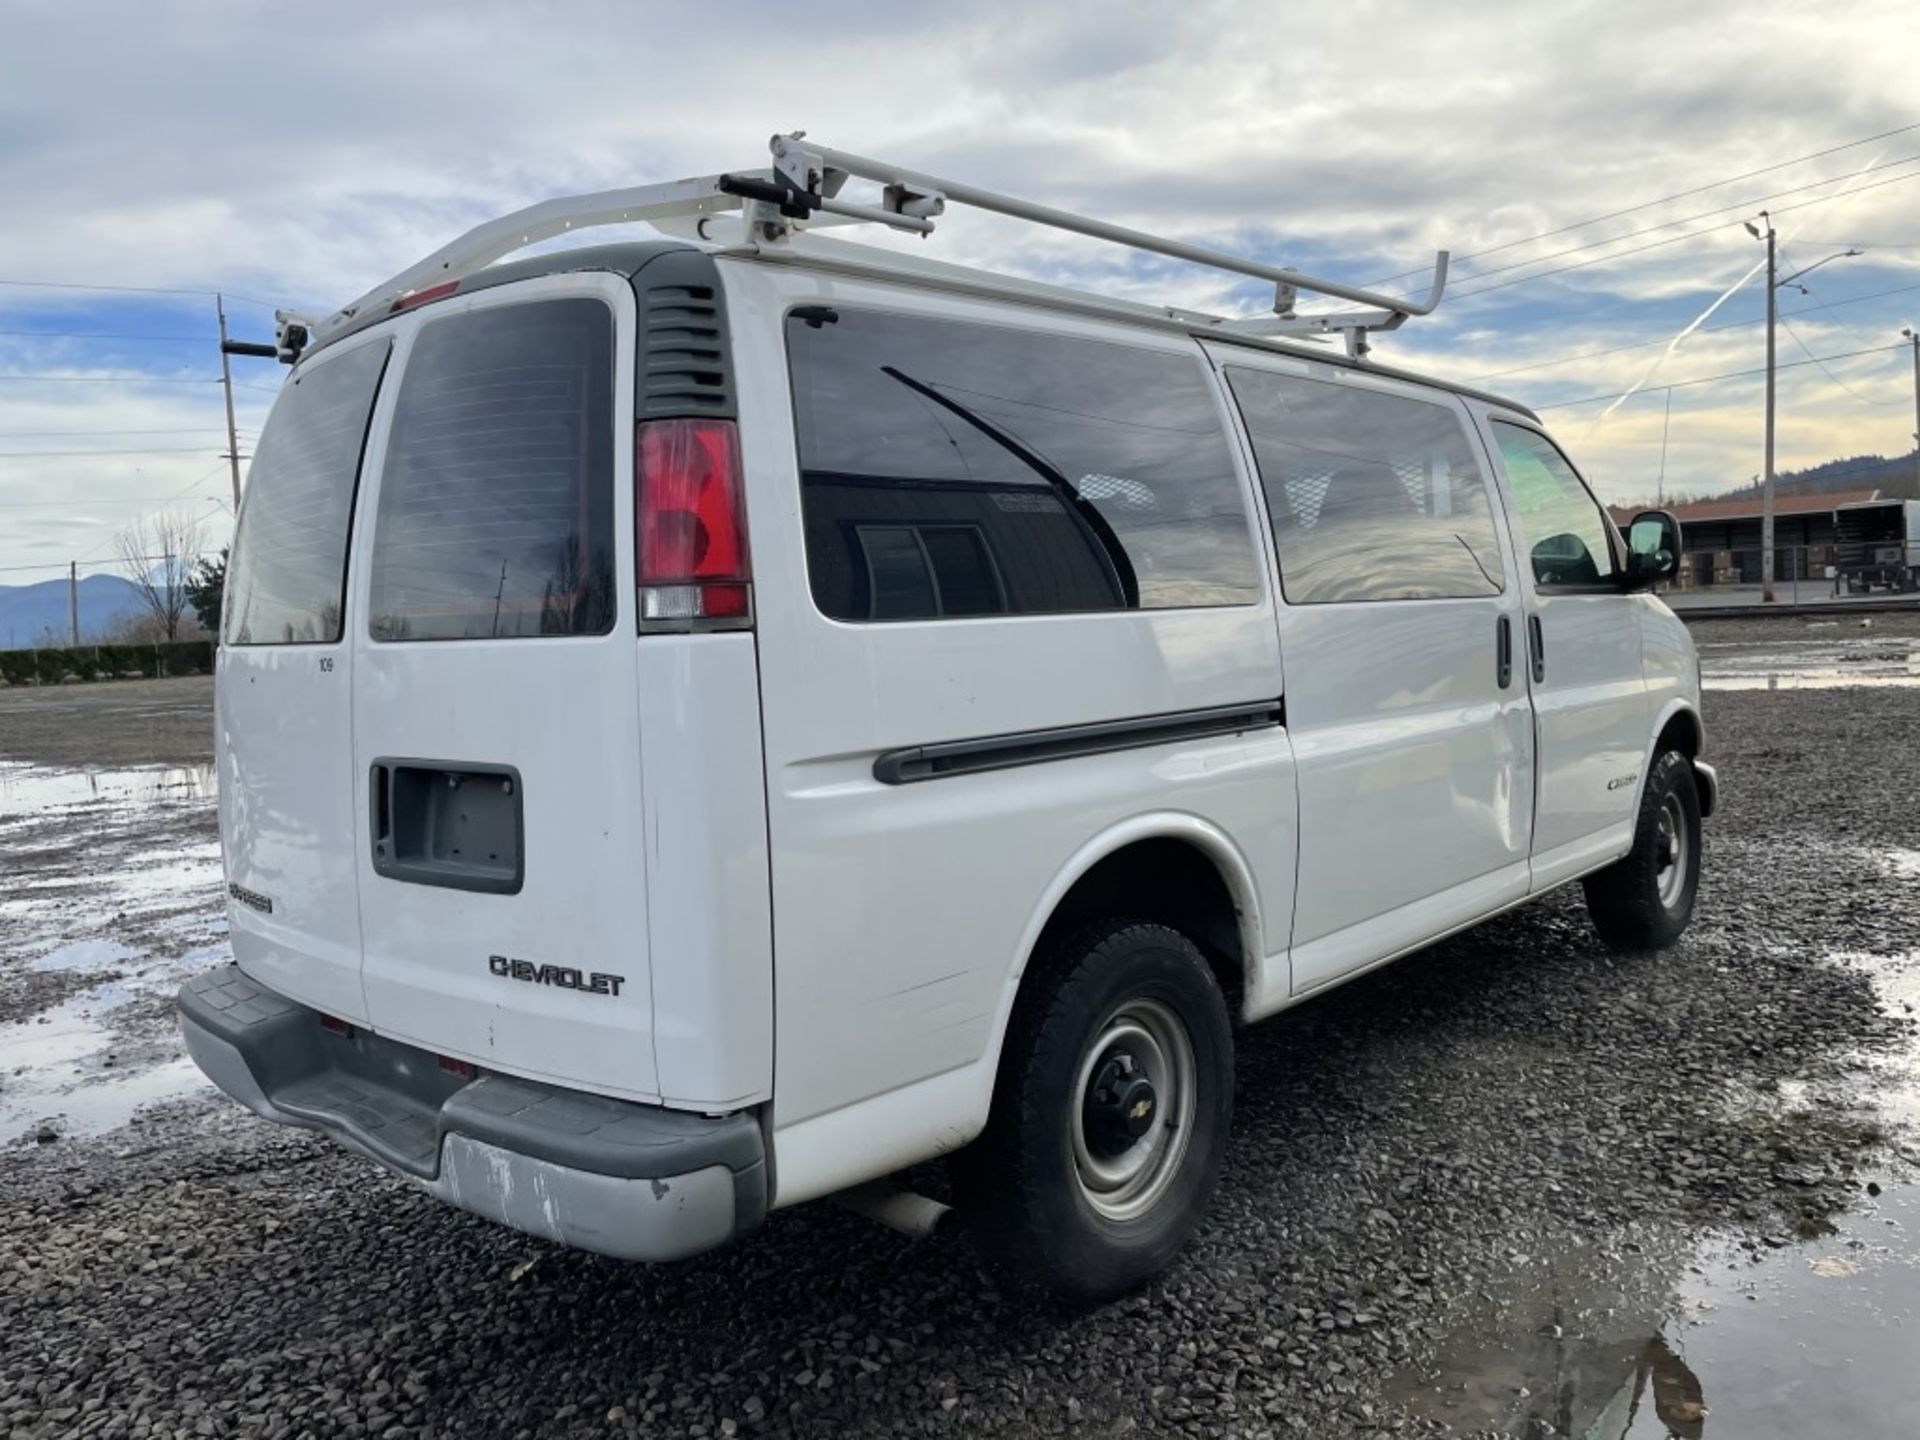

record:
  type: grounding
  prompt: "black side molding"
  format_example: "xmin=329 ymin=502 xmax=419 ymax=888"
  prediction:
xmin=873 ymin=699 xmax=1285 ymax=786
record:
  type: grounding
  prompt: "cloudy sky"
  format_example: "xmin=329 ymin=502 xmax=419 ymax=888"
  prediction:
xmin=2 ymin=0 xmax=1917 ymax=580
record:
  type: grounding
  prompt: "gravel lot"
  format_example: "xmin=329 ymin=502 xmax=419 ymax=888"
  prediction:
xmin=3 ymin=623 xmax=1918 ymax=1439
xmin=0 ymin=676 xmax=214 ymax=768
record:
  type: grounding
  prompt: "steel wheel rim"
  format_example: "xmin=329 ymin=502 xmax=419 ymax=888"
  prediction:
xmin=1070 ymin=998 xmax=1196 ymax=1222
xmin=1655 ymin=792 xmax=1689 ymax=910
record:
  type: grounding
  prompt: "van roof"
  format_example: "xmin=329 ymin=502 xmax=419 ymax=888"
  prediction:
xmin=305 ymin=233 xmax=1538 ymax=421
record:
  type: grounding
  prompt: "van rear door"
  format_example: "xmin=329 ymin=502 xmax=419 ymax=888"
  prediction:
xmin=219 ymin=336 xmax=391 ymax=1024
xmin=346 ymin=276 xmax=663 ymax=1103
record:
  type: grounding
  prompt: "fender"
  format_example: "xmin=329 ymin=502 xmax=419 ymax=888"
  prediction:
xmin=976 ymin=812 xmax=1272 ymax=1098
xmin=1639 ymin=697 xmax=1711 ymax=817
xmin=766 ymin=812 xmax=1276 ymax=1208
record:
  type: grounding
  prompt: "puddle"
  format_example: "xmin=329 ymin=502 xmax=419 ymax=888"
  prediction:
xmin=0 ymin=977 xmax=213 ymax=1143
xmin=29 ymin=937 xmax=138 ymax=973
xmin=1703 ymin=673 xmax=1920 ymax=692
xmin=1 ymin=759 xmax=227 ymax=1142
xmin=0 ymin=761 xmax=217 ymax=814
xmin=1699 ymin=636 xmax=1920 ymax=692
xmin=1392 ymin=939 xmax=1920 ymax=1437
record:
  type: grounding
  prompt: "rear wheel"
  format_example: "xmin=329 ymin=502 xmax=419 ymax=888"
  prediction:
xmin=959 ymin=919 xmax=1233 ymax=1303
xmin=1583 ymin=749 xmax=1702 ymax=951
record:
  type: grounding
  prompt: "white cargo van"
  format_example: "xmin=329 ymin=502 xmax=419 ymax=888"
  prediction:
xmin=180 ymin=136 xmax=1716 ymax=1300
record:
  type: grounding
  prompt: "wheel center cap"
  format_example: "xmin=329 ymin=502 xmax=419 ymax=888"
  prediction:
xmin=1086 ymin=1051 xmax=1158 ymax=1155
xmin=1117 ymin=1077 xmax=1157 ymax=1137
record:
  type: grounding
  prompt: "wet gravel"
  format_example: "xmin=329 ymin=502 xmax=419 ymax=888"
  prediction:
xmin=3 ymin=639 xmax=1919 ymax=1438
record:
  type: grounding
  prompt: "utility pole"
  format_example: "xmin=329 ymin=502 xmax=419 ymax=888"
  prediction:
xmin=1904 ymin=327 xmax=1920 ymax=495
xmin=68 ymin=560 xmax=79 ymax=647
xmin=1760 ymin=217 xmax=1777 ymax=602
xmin=1656 ymin=386 xmax=1672 ymax=509
xmin=216 ymin=293 xmax=243 ymax=512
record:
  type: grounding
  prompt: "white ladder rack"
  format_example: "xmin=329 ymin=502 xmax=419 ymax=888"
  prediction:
xmin=285 ymin=132 xmax=1449 ymax=362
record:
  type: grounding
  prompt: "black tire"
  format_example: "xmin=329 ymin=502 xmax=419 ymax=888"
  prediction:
xmin=1583 ymin=749 xmax=1702 ymax=951
xmin=958 ymin=919 xmax=1233 ymax=1303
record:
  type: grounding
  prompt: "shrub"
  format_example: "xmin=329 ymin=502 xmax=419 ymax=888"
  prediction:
xmin=0 ymin=640 xmax=215 ymax=685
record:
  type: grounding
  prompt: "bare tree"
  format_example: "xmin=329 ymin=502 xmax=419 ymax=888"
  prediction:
xmin=113 ymin=508 xmax=207 ymax=644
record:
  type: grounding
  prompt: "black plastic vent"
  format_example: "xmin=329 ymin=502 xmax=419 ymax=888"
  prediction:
xmin=633 ymin=251 xmax=736 ymax=420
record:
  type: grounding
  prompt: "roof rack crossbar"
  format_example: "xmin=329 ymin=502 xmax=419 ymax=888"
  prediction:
xmin=292 ymin=131 xmax=1450 ymax=363
xmin=785 ymin=136 xmax=1449 ymax=319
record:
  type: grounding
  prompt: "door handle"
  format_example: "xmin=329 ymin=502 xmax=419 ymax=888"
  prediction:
xmin=1527 ymin=614 xmax=1545 ymax=683
xmin=1496 ymin=615 xmax=1513 ymax=689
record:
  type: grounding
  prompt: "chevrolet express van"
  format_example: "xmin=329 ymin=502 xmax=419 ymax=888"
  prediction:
xmin=179 ymin=143 xmax=1716 ymax=1300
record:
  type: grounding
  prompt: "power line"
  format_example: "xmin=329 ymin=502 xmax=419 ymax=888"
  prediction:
xmin=0 ymin=446 xmax=232 ymax=458
xmin=0 ymin=373 xmax=216 ymax=384
xmin=0 ymin=494 xmax=227 ymax=508
xmin=1469 ymin=281 xmax=1920 ymax=380
xmin=1433 ymin=167 xmax=1920 ymax=305
xmin=0 ymin=427 xmax=247 ymax=437
xmin=0 ymin=552 xmax=189 ymax=575
xmin=1431 ymin=152 xmax=1920 ymax=290
xmin=1534 ymin=342 xmax=1907 ymax=409
xmin=0 ymin=329 xmax=210 ymax=342
xmin=0 ymin=278 xmax=286 ymax=308
xmin=1365 ymin=118 xmax=1920 ymax=287
xmin=1777 ymin=314 xmax=1905 ymax=406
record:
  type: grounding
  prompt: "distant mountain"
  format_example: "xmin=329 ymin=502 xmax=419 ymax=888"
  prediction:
xmin=1716 ymin=449 xmax=1920 ymax=504
xmin=0 ymin=574 xmax=147 ymax=650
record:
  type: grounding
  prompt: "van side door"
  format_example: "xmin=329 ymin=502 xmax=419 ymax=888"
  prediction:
xmin=1478 ymin=414 xmax=1649 ymax=887
xmin=1215 ymin=355 xmax=1535 ymax=994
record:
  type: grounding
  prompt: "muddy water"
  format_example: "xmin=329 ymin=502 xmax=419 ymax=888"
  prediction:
xmin=1698 ymin=630 xmax=1920 ymax=691
xmin=1394 ymin=902 xmax=1920 ymax=1438
xmin=0 ymin=760 xmax=226 ymax=1143
xmin=1391 ymin=627 xmax=1920 ymax=1435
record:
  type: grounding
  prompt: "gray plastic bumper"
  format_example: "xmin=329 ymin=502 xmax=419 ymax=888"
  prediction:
xmin=177 ymin=964 xmax=765 ymax=1262
xmin=1693 ymin=759 xmax=1719 ymax=818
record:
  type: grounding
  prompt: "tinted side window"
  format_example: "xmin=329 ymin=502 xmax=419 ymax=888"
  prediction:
xmin=1226 ymin=369 xmax=1506 ymax=605
xmin=224 ymin=340 xmax=389 ymax=645
xmin=1490 ymin=423 xmax=1620 ymax=588
xmin=368 ymin=299 xmax=615 ymax=641
xmin=787 ymin=309 xmax=1260 ymax=620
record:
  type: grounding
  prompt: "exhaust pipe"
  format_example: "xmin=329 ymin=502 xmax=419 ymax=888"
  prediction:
xmin=836 ymin=1181 xmax=953 ymax=1238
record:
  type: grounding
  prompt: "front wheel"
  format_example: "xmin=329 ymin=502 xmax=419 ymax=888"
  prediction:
xmin=1583 ymin=749 xmax=1702 ymax=951
xmin=959 ymin=920 xmax=1233 ymax=1303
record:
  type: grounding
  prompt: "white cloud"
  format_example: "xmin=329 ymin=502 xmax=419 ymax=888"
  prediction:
xmin=1 ymin=0 xmax=1917 ymax=565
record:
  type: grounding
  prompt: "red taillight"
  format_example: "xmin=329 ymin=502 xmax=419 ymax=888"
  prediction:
xmin=438 ymin=1055 xmax=476 ymax=1080
xmin=317 ymin=1013 xmax=353 ymax=1037
xmin=635 ymin=418 xmax=752 ymax=628
xmin=391 ymin=279 xmax=459 ymax=313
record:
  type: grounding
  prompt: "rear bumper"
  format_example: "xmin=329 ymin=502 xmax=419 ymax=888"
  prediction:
xmin=1693 ymin=759 xmax=1720 ymax=818
xmin=177 ymin=965 xmax=766 ymax=1262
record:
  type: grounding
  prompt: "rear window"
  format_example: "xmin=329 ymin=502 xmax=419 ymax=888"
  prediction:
xmin=786 ymin=308 xmax=1261 ymax=621
xmin=368 ymin=299 xmax=615 ymax=641
xmin=224 ymin=340 xmax=389 ymax=645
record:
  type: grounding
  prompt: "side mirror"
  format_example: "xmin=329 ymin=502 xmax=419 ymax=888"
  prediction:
xmin=1624 ymin=509 xmax=1683 ymax=590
